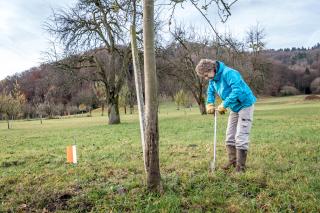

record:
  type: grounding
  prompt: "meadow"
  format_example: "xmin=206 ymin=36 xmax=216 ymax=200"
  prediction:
xmin=1 ymin=95 xmax=320 ymax=212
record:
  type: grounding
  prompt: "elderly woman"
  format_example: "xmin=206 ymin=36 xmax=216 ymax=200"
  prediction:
xmin=195 ymin=59 xmax=256 ymax=172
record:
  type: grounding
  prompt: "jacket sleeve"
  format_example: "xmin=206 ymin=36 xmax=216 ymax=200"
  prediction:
xmin=207 ymin=81 xmax=216 ymax=104
xmin=223 ymin=70 xmax=244 ymax=108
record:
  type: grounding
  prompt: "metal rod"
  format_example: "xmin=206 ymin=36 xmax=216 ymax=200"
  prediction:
xmin=211 ymin=110 xmax=217 ymax=172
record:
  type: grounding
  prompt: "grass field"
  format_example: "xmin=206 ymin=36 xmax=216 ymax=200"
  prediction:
xmin=1 ymin=95 xmax=320 ymax=212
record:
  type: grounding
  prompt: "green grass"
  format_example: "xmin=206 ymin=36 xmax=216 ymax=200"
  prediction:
xmin=1 ymin=95 xmax=320 ymax=212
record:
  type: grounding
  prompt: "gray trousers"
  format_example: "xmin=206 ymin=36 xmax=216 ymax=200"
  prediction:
xmin=225 ymin=105 xmax=254 ymax=150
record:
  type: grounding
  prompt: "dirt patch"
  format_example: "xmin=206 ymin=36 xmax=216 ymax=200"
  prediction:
xmin=45 ymin=193 xmax=73 ymax=212
xmin=43 ymin=186 xmax=92 ymax=212
xmin=304 ymin=95 xmax=320 ymax=100
xmin=1 ymin=160 xmax=26 ymax=168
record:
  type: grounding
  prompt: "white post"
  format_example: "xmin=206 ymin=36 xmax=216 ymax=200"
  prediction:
xmin=130 ymin=25 xmax=146 ymax=171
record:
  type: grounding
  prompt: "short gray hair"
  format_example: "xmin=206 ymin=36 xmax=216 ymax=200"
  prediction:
xmin=195 ymin=59 xmax=216 ymax=77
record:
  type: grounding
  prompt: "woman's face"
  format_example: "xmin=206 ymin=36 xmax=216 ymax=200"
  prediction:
xmin=203 ymin=68 xmax=215 ymax=80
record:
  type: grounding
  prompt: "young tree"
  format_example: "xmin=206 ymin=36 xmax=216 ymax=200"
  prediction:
xmin=174 ymin=89 xmax=188 ymax=110
xmin=0 ymin=81 xmax=26 ymax=129
xmin=143 ymin=0 xmax=161 ymax=192
xmin=140 ymin=0 xmax=239 ymax=191
xmin=0 ymin=93 xmax=21 ymax=129
xmin=0 ymin=92 xmax=9 ymax=123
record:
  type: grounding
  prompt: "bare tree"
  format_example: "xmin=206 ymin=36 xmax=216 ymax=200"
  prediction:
xmin=0 ymin=92 xmax=22 ymax=129
xmin=46 ymin=0 xmax=131 ymax=124
xmin=159 ymin=26 xmax=214 ymax=114
xmin=245 ymin=23 xmax=267 ymax=93
xmin=246 ymin=23 xmax=266 ymax=56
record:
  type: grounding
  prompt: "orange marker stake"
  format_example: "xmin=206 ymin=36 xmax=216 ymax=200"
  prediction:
xmin=66 ymin=145 xmax=77 ymax=164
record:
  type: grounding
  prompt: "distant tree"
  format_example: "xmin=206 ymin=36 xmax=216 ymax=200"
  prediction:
xmin=159 ymin=26 xmax=213 ymax=114
xmin=37 ymin=102 xmax=49 ymax=124
xmin=280 ymin=85 xmax=300 ymax=96
xmin=93 ymin=82 xmax=107 ymax=116
xmin=0 ymin=81 xmax=26 ymax=128
xmin=174 ymin=90 xmax=188 ymax=110
xmin=118 ymin=84 xmax=130 ymax=114
xmin=245 ymin=23 xmax=268 ymax=93
xmin=300 ymin=68 xmax=313 ymax=94
xmin=12 ymin=80 xmax=26 ymax=112
xmin=311 ymin=77 xmax=320 ymax=94
xmin=22 ymin=103 xmax=36 ymax=120
xmin=125 ymin=65 xmax=136 ymax=114
xmin=246 ymin=23 xmax=265 ymax=55
xmin=72 ymin=88 xmax=97 ymax=116
xmin=65 ymin=104 xmax=79 ymax=116
xmin=0 ymin=93 xmax=21 ymax=129
xmin=40 ymin=101 xmax=58 ymax=119
xmin=0 ymin=92 xmax=9 ymax=119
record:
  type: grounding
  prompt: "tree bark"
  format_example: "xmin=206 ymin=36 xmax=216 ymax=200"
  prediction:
xmin=143 ymin=0 xmax=161 ymax=192
xmin=196 ymin=94 xmax=207 ymax=115
xmin=7 ymin=118 xmax=10 ymax=129
xmin=101 ymin=103 xmax=105 ymax=116
xmin=199 ymin=101 xmax=206 ymax=115
xmin=107 ymin=95 xmax=120 ymax=124
xmin=94 ymin=54 xmax=122 ymax=124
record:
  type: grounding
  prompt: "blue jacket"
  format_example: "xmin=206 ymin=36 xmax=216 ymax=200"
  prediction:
xmin=207 ymin=61 xmax=256 ymax=112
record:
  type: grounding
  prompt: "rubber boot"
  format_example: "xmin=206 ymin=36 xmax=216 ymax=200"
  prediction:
xmin=222 ymin=145 xmax=236 ymax=170
xmin=236 ymin=149 xmax=248 ymax=173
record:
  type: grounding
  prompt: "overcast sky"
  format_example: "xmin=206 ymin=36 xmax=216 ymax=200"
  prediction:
xmin=1 ymin=0 xmax=320 ymax=80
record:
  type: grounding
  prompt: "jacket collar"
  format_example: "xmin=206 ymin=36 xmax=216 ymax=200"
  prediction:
xmin=212 ymin=61 xmax=224 ymax=82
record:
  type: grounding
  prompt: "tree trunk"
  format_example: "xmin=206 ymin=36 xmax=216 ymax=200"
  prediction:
xmin=101 ymin=103 xmax=105 ymax=116
xmin=198 ymin=100 xmax=206 ymax=115
xmin=93 ymin=54 xmax=122 ymax=124
xmin=143 ymin=0 xmax=161 ymax=192
xmin=108 ymin=96 xmax=120 ymax=124
xmin=129 ymin=105 xmax=134 ymax=114
xmin=11 ymin=115 xmax=14 ymax=129
xmin=7 ymin=118 xmax=10 ymax=129
xmin=193 ymin=90 xmax=207 ymax=115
